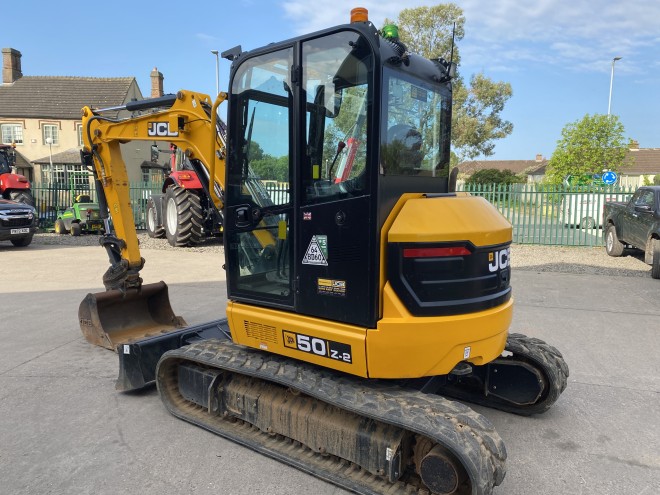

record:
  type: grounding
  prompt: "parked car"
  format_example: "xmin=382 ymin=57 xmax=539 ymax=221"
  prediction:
xmin=0 ymin=198 xmax=38 ymax=247
xmin=603 ymin=186 xmax=660 ymax=278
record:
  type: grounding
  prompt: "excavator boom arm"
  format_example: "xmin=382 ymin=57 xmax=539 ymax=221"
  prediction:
xmin=81 ymin=90 xmax=227 ymax=271
xmin=78 ymin=91 xmax=227 ymax=352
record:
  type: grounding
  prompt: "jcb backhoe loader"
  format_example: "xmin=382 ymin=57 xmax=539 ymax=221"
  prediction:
xmin=78 ymin=9 xmax=568 ymax=495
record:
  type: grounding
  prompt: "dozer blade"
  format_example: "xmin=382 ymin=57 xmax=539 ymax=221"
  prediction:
xmin=78 ymin=281 xmax=187 ymax=351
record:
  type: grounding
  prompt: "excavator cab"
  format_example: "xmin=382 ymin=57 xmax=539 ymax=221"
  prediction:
xmin=223 ymin=19 xmax=455 ymax=330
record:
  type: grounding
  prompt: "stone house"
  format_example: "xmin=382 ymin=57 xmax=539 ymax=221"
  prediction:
xmin=0 ymin=47 xmax=165 ymax=186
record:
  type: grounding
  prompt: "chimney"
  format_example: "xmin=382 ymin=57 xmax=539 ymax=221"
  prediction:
xmin=150 ymin=67 xmax=164 ymax=98
xmin=535 ymin=153 xmax=543 ymax=162
xmin=2 ymin=48 xmax=22 ymax=84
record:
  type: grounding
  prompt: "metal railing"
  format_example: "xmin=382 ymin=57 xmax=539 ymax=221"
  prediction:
xmin=32 ymin=179 xmax=164 ymax=230
xmin=31 ymin=179 xmax=637 ymax=247
xmin=458 ymin=183 xmax=636 ymax=246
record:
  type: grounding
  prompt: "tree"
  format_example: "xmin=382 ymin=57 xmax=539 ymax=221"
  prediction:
xmin=387 ymin=4 xmax=513 ymax=160
xmin=546 ymin=114 xmax=629 ymax=185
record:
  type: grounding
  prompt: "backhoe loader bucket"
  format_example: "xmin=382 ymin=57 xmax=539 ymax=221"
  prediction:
xmin=78 ymin=281 xmax=187 ymax=351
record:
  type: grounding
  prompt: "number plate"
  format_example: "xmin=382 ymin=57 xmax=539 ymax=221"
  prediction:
xmin=10 ymin=228 xmax=30 ymax=235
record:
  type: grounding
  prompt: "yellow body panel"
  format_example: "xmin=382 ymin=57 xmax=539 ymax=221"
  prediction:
xmin=368 ymin=283 xmax=512 ymax=378
xmin=227 ymin=301 xmax=369 ymax=377
xmin=388 ymin=195 xmax=512 ymax=246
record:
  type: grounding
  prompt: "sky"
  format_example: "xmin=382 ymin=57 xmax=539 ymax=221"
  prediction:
xmin=3 ymin=0 xmax=659 ymax=161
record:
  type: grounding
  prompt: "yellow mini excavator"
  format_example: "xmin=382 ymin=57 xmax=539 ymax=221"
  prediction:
xmin=78 ymin=8 xmax=568 ymax=495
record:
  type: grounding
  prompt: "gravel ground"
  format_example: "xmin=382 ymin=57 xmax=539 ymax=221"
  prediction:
xmin=29 ymin=231 xmax=652 ymax=278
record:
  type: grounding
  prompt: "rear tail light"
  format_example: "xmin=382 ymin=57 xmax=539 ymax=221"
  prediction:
xmin=403 ymin=246 xmax=472 ymax=258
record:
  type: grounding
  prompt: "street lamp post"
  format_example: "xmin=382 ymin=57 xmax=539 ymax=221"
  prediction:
xmin=607 ymin=56 xmax=622 ymax=116
xmin=45 ymin=137 xmax=53 ymax=167
xmin=211 ymin=50 xmax=220 ymax=96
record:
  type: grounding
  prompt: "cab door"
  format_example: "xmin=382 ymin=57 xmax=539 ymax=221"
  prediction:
xmin=225 ymin=47 xmax=295 ymax=309
xmin=295 ymin=31 xmax=377 ymax=328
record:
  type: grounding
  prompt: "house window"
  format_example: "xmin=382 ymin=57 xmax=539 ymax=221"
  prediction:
xmin=77 ymin=124 xmax=84 ymax=147
xmin=43 ymin=124 xmax=59 ymax=145
xmin=1 ymin=124 xmax=23 ymax=145
xmin=42 ymin=164 xmax=91 ymax=188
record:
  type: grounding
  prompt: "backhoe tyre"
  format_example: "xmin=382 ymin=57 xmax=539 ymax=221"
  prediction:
xmin=146 ymin=198 xmax=165 ymax=239
xmin=54 ymin=218 xmax=68 ymax=235
xmin=605 ymin=224 xmax=624 ymax=257
xmin=651 ymin=239 xmax=660 ymax=279
xmin=9 ymin=190 xmax=34 ymax=206
xmin=11 ymin=235 xmax=32 ymax=247
xmin=70 ymin=222 xmax=82 ymax=236
xmin=164 ymin=185 xmax=202 ymax=247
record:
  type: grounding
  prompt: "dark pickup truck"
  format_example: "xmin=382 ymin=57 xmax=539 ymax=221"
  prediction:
xmin=603 ymin=185 xmax=660 ymax=278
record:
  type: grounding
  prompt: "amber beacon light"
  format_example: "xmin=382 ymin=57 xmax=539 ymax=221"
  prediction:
xmin=350 ymin=7 xmax=369 ymax=23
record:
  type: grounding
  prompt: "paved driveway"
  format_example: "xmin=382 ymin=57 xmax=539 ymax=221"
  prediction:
xmin=0 ymin=242 xmax=658 ymax=495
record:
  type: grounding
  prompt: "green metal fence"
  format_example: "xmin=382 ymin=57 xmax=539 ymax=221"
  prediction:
xmin=31 ymin=179 xmax=637 ymax=247
xmin=33 ymin=179 xmax=164 ymax=230
xmin=458 ymin=183 xmax=637 ymax=246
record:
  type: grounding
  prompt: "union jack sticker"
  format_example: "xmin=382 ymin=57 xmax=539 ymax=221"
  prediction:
xmin=303 ymin=211 xmax=312 ymax=220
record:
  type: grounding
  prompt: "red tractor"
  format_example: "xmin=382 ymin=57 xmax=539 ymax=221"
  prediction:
xmin=145 ymin=126 xmax=224 ymax=247
xmin=0 ymin=144 xmax=34 ymax=205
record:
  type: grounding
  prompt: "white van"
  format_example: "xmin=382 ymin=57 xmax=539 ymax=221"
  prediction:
xmin=560 ymin=192 xmax=626 ymax=229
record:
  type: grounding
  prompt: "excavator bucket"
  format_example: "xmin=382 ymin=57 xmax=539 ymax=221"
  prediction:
xmin=78 ymin=281 xmax=187 ymax=351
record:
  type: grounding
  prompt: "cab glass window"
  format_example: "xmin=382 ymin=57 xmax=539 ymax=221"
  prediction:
xmin=302 ymin=31 xmax=373 ymax=203
xmin=380 ymin=68 xmax=449 ymax=177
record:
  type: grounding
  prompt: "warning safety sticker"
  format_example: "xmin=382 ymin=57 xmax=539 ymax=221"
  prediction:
xmin=302 ymin=235 xmax=328 ymax=266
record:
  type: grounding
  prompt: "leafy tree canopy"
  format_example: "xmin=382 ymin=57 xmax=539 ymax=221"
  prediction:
xmin=387 ymin=4 xmax=513 ymax=160
xmin=546 ymin=114 xmax=630 ymax=185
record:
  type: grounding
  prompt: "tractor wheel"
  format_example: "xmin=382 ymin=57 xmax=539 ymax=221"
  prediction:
xmin=163 ymin=185 xmax=203 ymax=247
xmin=11 ymin=235 xmax=33 ymax=247
xmin=605 ymin=225 xmax=624 ymax=257
xmin=651 ymin=239 xmax=660 ymax=280
xmin=70 ymin=222 xmax=82 ymax=237
xmin=9 ymin=190 xmax=34 ymax=206
xmin=146 ymin=198 xmax=165 ymax=238
xmin=54 ymin=218 xmax=68 ymax=235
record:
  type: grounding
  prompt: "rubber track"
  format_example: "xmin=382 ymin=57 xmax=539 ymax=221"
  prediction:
xmin=157 ymin=339 xmax=507 ymax=495
xmin=170 ymin=185 xmax=203 ymax=247
xmin=441 ymin=333 xmax=569 ymax=416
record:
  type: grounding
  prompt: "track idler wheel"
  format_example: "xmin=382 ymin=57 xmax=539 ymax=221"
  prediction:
xmin=414 ymin=436 xmax=469 ymax=494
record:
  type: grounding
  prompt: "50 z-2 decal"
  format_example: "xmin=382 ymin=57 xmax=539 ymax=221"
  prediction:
xmin=282 ymin=330 xmax=352 ymax=364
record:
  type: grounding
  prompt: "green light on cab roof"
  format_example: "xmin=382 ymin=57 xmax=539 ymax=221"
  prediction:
xmin=382 ymin=24 xmax=399 ymax=39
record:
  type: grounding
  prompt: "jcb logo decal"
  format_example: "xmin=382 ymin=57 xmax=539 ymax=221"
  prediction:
xmin=147 ymin=122 xmax=178 ymax=137
xmin=488 ymin=247 xmax=510 ymax=272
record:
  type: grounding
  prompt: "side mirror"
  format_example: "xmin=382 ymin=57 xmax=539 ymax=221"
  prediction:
xmin=634 ymin=204 xmax=651 ymax=213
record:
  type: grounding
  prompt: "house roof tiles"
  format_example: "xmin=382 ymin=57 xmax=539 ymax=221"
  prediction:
xmin=624 ymin=149 xmax=660 ymax=174
xmin=0 ymin=76 xmax=135 ymax=119
xmin=457 ymin=159 xmax=547 ymax=175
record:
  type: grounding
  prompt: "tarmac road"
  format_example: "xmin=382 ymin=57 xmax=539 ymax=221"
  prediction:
xmin=0 ymin=242 xmax=658 ymax=495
